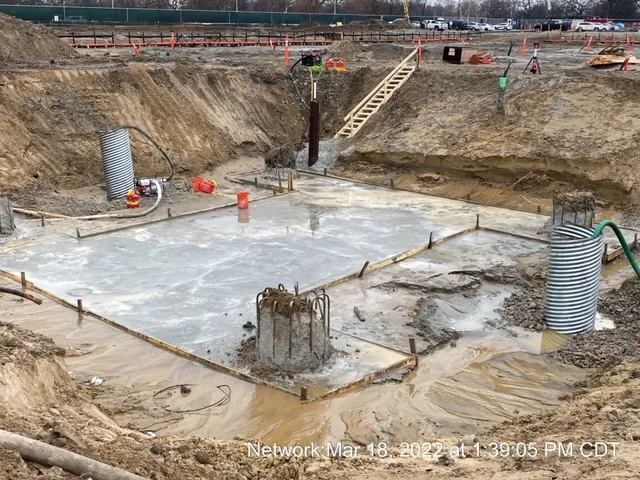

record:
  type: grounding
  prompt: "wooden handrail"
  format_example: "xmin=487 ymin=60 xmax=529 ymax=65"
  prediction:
xmin=342 ymin=47 xmax=418 ymax=122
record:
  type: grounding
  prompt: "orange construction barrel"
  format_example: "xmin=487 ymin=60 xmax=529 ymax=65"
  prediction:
xmin=237 ymin=191 xmax=250 ymax=209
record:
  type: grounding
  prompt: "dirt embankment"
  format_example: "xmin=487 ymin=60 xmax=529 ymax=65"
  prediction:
xmin=0 ymin=63 xmax=304 ymax=193
xmin=0 ymin=13 xmax=78 ymax=62
xmin=337 ymin=67 xmax=640 ymax=205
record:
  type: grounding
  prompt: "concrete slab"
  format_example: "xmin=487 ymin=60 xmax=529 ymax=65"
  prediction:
xmin=0 ymin=175 xmax=557 ymax=393
xmin=0 ymin=182 xmax=437 ymax=380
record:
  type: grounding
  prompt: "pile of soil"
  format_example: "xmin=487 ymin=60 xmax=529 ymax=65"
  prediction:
xmin=325 ymin=39 xmax=366 ymax=60
xmin=365 ymin=43 xmax=414 ymax=59
xmin=492 ymin=267 xmax=547 ymax=332
xmin=0 ymin=13 xmax=77 ymax=62
xmin=550 ymin=279 xmax=640 ymax=369
xmin=484 ymin=360 xmax=640 ymax=477
xmin=0 ymin=319 xmax=65 ymax=363
xmin=0 ymin=63 xmax=304 ymax=193
xmin=341 ymin=67 xmax=640 ymax=205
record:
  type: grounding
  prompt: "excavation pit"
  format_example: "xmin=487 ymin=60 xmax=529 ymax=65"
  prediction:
xmin=0 ymin=174 xmax=631 ymax=398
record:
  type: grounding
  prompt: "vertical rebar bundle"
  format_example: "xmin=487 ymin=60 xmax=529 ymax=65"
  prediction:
xmin=256 ymin=285 xmax=332 ymax=372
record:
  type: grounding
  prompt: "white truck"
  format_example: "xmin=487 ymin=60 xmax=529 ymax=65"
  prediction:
xmin=421 ymin=18 xmax=448 ymax=30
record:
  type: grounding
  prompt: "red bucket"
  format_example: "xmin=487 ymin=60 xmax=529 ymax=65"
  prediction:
xmin=237 ymin=191 xmax=249 ymax=209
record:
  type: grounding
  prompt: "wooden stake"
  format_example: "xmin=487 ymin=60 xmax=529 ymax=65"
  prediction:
xmin=77 ymin=299 xmax=83 ymax=321
xmin=167 ymin=208 xmax=172 ymax=218
xmin=20 ymin=272 xmax=26 ymax=289
xmin=409 ymin=337 xmax=416 ymax=354
xmin=358 ymin=261 xmax=370 ymax=278
xmin=300 ymin=386 xmax=308 ymax=401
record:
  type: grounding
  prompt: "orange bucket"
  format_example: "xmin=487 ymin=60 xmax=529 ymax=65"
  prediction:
xmin=192 ymin=177 xmax=203 ymax=192
xmin=237 ymin=191 xmax=249 ymax=209
xmin=200 ymin=180 xmax=215 ymax=194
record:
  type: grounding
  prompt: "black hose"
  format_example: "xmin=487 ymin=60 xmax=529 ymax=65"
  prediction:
xmin=152 ymin=384 xmax=231 ymax=413
xmin=121 ymin=125 xmax=176 ymax=182
xmin=503 ymin=60 xmax=513 ymax=78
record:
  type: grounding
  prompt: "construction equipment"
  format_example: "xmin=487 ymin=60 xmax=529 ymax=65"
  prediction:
xmin=335 ymin=48 xmax=419 ymax=139
xmin=402 ymin=0 xmax=410 ymax=23
xmin=300 ymin=50 xmax=322 ymax=67
xmin=586 ymin=44 xmax=640 ymax=68
xmin=523 ymin=49 xmax=541 ymax=74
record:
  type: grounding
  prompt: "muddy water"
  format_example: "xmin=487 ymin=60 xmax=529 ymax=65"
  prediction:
xmin=0 ymin=273 xmax=586 ymax=447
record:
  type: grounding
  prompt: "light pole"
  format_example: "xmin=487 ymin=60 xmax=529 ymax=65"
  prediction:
xmin=333 ymin=0 xmax=336 ymax=15
xmin=236 ymin=0 xmax=238 ymax=11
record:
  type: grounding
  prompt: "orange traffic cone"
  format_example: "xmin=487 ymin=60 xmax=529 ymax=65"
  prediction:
xmin=623 ymin=56 xmax=630 ymax=71
xmin=284 ymin=35 xmax=290 ymax=65
xmin=627 ymin=35 xmax=633 ymax=53
xmin=131 ymin=42 xmax=142 ymax=58
xmin=585 ymin=36 xmax=593 ymax=54
xmin=520 ymin=36 xmax=527 ymax=58
xmin=417 ymin=37 xmax=422 ymax=65
xmin=170 ymin=31 xmax=176 ymax=51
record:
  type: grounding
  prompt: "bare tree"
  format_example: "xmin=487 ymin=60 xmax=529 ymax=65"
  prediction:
xmin=559 ymin=0 xmax=593 ymax=15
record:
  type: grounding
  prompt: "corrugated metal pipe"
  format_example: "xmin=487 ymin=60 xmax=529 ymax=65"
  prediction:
xmin=99 ymin=128 xmax=135 ymax=200
xmin=544 ymin=225 xmax=603 ymax=335
xmin=545 ymin=221 xmax=640 ymax=335
xmin=100 ymin=126 xmax=175 ymax=200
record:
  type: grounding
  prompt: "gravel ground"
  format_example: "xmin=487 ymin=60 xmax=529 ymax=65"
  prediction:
xmin=11 ymin=181 xmax=193 ymax=217
xmin=550 ymin=279 xmax=640 ymax=369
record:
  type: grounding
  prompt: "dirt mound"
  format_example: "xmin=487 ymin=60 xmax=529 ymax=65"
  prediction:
xmin=340 ymin=67 xmax=640 ymax=205
xmin=365 ymin=43 xmax=414 ymax=59
xmin=484 ymin=360 xmax=640 ymax=478
xmin=0 ymin=63 xmax=304 ymax=193
xmin=326 ymin=39 xmax=366 ymax=59
xmin=0 ymin=13 xmax=77 ymax=62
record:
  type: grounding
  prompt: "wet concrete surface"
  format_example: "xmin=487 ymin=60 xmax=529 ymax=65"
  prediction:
xmin=0 ymin=176 xmax=551 ymax=367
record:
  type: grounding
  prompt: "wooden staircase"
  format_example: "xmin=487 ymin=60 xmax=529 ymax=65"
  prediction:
xmin=335 ymin=48 xmax=419 ymax=139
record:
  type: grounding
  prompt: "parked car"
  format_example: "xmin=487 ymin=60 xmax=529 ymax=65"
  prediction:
xmin=534 ymin=20 xmax=559 ymax=31
xmin=411 ymin=21 xmax=421 ymax=28
xmin=474 ymin=23 xmax=495 ymax=32
xmin=421 ymin=19 xmax=447 ymax=30
xmin=606 ymin=23 xmax=620 ymax=31
xmin=575 ymin=21 xmax=607 ymax=32
xmin=389 ymin=18 xmax=405 ymax=24
xmin=494 ymin=22 xmax=512 ymax=31
xmin=449 ymin=19 xmax=468 ymax=30
xmin=467 ymin=21 xmax=481 ymax=31
xmin=615 ymin=22 xmax=626 ymax=30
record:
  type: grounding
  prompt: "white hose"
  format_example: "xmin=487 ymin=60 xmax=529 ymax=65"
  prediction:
xmin=74 ymin=179 xmax=163 ymax=220
xmin=14 ymin=180 xmax=163 ymax=221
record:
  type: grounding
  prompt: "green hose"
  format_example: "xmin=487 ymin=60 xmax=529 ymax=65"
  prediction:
xmin=593 ymin=220 xmax=640 ymax=278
